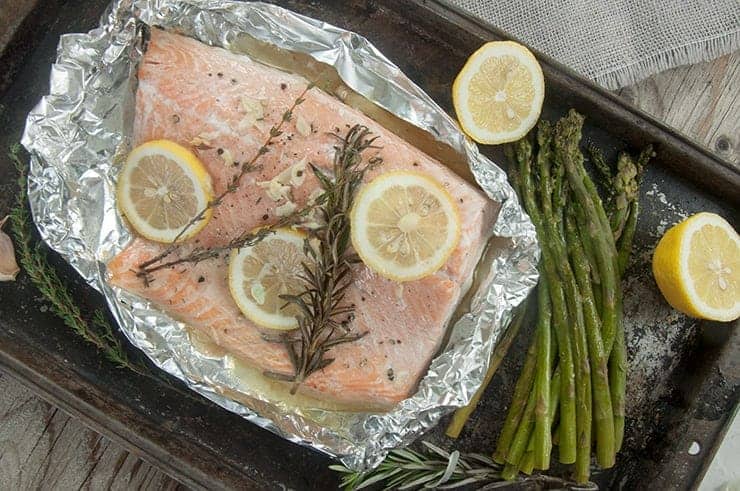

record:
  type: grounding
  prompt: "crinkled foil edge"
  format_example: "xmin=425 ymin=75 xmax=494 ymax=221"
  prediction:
xmin=21 ymin=0 xmax=539 ymax=470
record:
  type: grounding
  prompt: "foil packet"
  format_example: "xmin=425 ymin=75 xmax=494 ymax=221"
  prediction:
xmin=22 ymin=0 xmax=539 ymax=470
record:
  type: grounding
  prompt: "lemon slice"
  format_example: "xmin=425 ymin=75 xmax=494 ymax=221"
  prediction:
xmin=228 ymin=228 xmax=309 ymax=330
xmin=652 ymin=212 xmax=739 ymax=322
xmin=452 ymin=41 xmax=545 ymax=145
xmin=350 ymin=170 xmax=461 ymax=282
xmin=117 ymin=140 xmax=213 ymax=243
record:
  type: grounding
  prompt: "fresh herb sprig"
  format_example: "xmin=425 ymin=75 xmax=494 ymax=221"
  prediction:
xmin=330 ymin=441 xmax=586 ymax=490
xmin=8 ymin=144 xmax=147 ymax=375
xmin=137 ymin=201 xmax=320 ymax=276
xmin=137 ymin=83 xmax=315 ymax=280
xmin=263 ymin=125 xmax=381 ymax=393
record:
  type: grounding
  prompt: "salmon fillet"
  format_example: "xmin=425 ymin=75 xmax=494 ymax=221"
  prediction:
xmin=108 ymin=29 xmax=496 ymax=410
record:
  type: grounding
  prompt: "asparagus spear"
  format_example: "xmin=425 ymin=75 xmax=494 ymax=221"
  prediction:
xmin=516 ymin=138 xmax=577 ymax=465
xmin=566 ymin=210 xmax=616 ymax=468
xmin=503 ymin=334 xmax=557 ymax=475
xmin=523 ymin=362 xmax=562 ymax=474
xmin=609 ymin=153 xmax=639 ymax=240
xmin=575 ymin=206 xmax=604 ymax=314
xmin=609 ymin=145 xmax=652 ymax=450
xmin=531 ymin=123 xmax=554 ymax=470
xmin=588 ymin=144 xmax=616 ymax=198
xmin=532 ymin=280 xmax=552 ymax=469
xmin=520 ymin=451 xmax=535 ymax=475
xmin=505 ymin=386 xmax=538 ymax=468
xmin=610 ymin=321 xmax=627 ymax=451
xmin=493 ymin=333 xmax=539 ymax=464
xmin=446 ymin=305 xmax=528 ymax=438
xmin=615 ymin=145 xmax=652 ymax=273
xmin=555 ymin=111 xmax=621 ymax=357
xmin=617 ymin=201 xmax=638 ymax=275
xmin=541 ymin=121 xmax=593 ymax=483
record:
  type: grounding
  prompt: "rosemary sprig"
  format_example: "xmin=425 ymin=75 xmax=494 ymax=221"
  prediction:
xmin=8 ymin=144 xmax=148 ymax=376
xmin=264 ymin=125 xmax=381 ymax=393
xmin=137 ymin=83 xmax=315 ymax=279
xmin=330 ymin=441 xmax=589 ymax=490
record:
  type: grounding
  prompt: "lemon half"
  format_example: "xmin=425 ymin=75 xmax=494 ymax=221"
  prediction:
xmin=652 ymin=212 xmax=739 ymax=322
xmin=453 ymin=41 xmax=545 ymax=145
xmin=228 ymin=228 xmax=309 ymax=330
xmin=116 ymin=140 xmax=213 ymax=243
xmin=350 ymin=170 xmax=461 ymax=282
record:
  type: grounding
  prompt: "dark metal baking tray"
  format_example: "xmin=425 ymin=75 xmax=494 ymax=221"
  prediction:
xmin=0 ymin=0 xmax=737 ymax=489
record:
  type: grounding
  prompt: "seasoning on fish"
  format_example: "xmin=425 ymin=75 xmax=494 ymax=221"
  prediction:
xmin=108 ymin=29 xmax=496 ymax=409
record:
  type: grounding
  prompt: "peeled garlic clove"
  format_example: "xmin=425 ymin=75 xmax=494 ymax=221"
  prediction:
xmin=296 ymin=115 xmax=312 ymax=137
xmin=0 ymin=216 xmax=20 ymax=281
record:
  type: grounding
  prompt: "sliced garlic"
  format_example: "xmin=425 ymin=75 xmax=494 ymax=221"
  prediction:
xmin=275 ymin=201 xmax=298 ymax=217
xmin=0 ymin=216 xmax=20 ymax=281
xmin=257 ymin=179 xmax=292 ymax=202
xmin=190 ymin=131 xmax=219 ymax=148
xmin=237 ymin=116 xmax=256 ymax=131
xmin=395 ymin=283 xmax=405 ymax=303
xmin=256 ymin=158 xmax=308 ymax=202
xmin=288 ymin=158 xmax=308 ymax=187
xmin=299 ymin=221 xmax=322 ymax=230
xmin=240 ymin=95 xmax=264 ymax=120
xmin=220 ymin=148 xmax=234 ymax=167
xmin=296 ymin=115 xmax=312 ymax=137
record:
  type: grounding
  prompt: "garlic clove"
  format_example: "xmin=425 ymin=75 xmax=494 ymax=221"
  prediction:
xmin=296 ymin=115 xmax=312 ymax=137
xmin=0 ymin=216 xmax=20 ymax=281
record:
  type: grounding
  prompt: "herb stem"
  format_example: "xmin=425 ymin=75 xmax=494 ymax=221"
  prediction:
xmin=265 ymin=125 xmax=382 ymax=390
xmin=137 ymin=83 xmax=314 ymax=278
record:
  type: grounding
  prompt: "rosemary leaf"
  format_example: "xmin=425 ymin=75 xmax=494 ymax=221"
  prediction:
xmin=330 ymin=441 xmax=580 ymax=491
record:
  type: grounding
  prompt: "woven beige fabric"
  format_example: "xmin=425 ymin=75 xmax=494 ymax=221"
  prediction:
xmin=446 ymin=0 xmax=740 ymax=89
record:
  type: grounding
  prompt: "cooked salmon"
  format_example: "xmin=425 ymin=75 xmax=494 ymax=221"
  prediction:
xmin=108 ymin=29 xmax=496 ymax=409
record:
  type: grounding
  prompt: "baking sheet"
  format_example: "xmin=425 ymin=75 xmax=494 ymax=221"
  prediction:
xmin=20 ymin=0 xmax=539 ymax=470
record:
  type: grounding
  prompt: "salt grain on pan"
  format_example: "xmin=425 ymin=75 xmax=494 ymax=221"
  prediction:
xmin=646 ymin=182 xmax=689 ymax=238
xmin=688 ymin=441 xmax=701 ymax=455
xmin=617 ymin=180 xmax=699 ymax=452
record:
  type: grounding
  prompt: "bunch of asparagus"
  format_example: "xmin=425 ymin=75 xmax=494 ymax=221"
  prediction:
xmin=448 ymin=110 xmax=652 ymax=484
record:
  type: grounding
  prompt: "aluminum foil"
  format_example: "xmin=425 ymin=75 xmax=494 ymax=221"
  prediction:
xmin=21 ymin=0 xmax=539 ymax=470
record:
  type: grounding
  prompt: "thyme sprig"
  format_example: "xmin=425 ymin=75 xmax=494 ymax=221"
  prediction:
xmin=263 ymin=125 xmax=382 ymax=393
xmin=8 ymin=144 xmax=148 ymax=375
xmin=330 ymin=441 xmax=589 ymax=490
xmin=137 ymin=200 xmax=320 ymax=276
xmin=137 ymin=83 xmax=315 ymax=280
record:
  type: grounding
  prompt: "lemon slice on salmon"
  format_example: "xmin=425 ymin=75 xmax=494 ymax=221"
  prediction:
xmin=117 ymin=140 xmax=213 ymax=243
xmin=228 ymin=228 xmax=309 ymax=330
xmin=350 ymin=170 xmax=461 ymax=282
xmin=453 ymin=41 xmax=544 ymax=145
xmin=652 ymin=212 xmax=740 ymax=322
